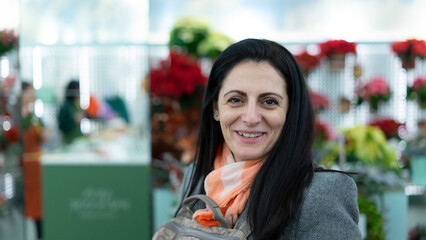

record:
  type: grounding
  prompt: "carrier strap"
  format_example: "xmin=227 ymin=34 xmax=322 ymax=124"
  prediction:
xmin=181 ymin=194 xmax=232 ymax=229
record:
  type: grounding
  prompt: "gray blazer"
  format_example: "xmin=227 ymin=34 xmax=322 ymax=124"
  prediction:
xmin=179 ymin=166 xmax=362 ymax=239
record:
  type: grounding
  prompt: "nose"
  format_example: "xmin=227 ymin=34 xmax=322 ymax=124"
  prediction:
xmin=242 ymin=102 xmax=261 ymax=125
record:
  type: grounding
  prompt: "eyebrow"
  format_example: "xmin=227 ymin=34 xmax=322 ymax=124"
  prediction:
xmin=223 ymin=90 xmax=284 ymax=100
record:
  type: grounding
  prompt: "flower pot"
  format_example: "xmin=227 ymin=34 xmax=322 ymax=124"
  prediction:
xmin=372 ymin=192 xmax=408 ymax=240
xmin=339 ymin=97 xmax=351 ymax=113
xmin=401 ymin=56 xmax=416 ymax=70
xmin=328 ymin=54 xmax=346 ymax=71
xmin=411 ymin=156 xmax=426 ymax=186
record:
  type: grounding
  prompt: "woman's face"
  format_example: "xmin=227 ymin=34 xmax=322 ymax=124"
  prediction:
xmin=214 ymin=61 xmax=289 ymax=162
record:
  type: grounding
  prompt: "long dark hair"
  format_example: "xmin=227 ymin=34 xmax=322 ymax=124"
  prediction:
xmin=186 ymin=39 xmax=315 ymax=239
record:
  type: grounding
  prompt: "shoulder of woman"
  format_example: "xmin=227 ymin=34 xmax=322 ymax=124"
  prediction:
xmin=308 ymin=171 xmax=357 ymax=195
xmin=282 ymin=171 xmax=361 ymax=239
xmin=304 ymin=172 xmax=359 ymax=225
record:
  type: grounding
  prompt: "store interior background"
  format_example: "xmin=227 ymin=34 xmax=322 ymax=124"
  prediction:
xmin=0 ymin=0 xmax=426 ymax=239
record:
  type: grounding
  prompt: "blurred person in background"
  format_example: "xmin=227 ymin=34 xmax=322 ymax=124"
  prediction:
xmin=22 ymin=81 xmax=48 ymax=240
xmin=57 ymin=79 xmax=85 ymax=144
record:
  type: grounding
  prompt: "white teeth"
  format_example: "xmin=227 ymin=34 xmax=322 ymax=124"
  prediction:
xmin=237 ymin=131 xmax=263 ymax=138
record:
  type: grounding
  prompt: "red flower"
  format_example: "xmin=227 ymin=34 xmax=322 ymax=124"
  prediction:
xmin=294 ymin=51 xmax=320 ymax=71
xmin=310 ymin=91 xmax=330 ymax=112
xmin=412 ymin=77 xmax=426 ymax=92
xmin=150 ymin=51 xmax=207 ymax=98
xmin=318 ymin=40 xmax=357 ymax=58
xmin=314 ymin=117 xmax=335 ymax=142
xmin=369 ymin=118 xmax=405 ymax=139
xmin=392 ymin=39 xmax=426 ymax=59
xmin=4 ymin=126 xmax=19 ymax=144
xmin=355 ymin=76 xmax=391 ymax=111
xmin=391 ymin=41 xmax=409 ymax=54
xmin=356 ymin=76 xmax=390 ymax=101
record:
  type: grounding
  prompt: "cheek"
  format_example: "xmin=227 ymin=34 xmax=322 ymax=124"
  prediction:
xmin=218 ymin=107 xmax=240 ymax=123
xmin=219 ymin=112 xmax=236 ymax=130
xmin=269 ymin=113 xmax=287 ymax=130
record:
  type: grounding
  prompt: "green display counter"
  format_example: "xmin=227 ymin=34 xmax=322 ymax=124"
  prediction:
xmin=42 ymin=154 xmax=151 ymax=240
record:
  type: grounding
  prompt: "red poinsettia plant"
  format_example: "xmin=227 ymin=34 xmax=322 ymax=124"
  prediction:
xmin=355 ymin=76 xmax=391 ymax=112
xmin=407 ymin=76 xmax=426 ymax=109
xmin=294 ymin=51 xmax=320 ymax=76
xmin=0 ymin=29 xmax=18 ymax=57
xmin=150 ymin=50 xmax=207 ymax=99
xmin=310 ymin=91 xmax=330 ymax=113
xmin=150 ymin=50 xmax=208 ymax=163
xmin=392 ymin=39 xmax=426 ymax=69
xmin=368 ymin=118 xmax=406 ymax=140
xmin=314 ymin=117 xmax=335 ymax=149
xmin=318 ymin=40 xmax=357 ymax=59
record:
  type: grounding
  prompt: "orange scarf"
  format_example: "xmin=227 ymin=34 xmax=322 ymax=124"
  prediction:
xmin=193 ymin=143 xmax=264 ymax=227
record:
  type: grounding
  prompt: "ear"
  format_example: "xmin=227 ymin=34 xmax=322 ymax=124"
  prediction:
xmin=213 ymin=102 xmax=219 ymax=121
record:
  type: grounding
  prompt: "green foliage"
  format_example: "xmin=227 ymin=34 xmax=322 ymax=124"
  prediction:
xmin=197 ymin=32 xmax=234 ymax=59
xmin=169 ymin=17 xmax=210 ymax=56
xmin=358 ymin=194 xmax=385 ymax=240
xmin=407 ymin=85 xmax=426 ymax=109
xmin=316 ymin=141 xmax=339 ymax=168
xmin=368 ymin=94 xmax=391 ymax=112
xmin=169 ymin=17 xmax=234 ymax=59
xmin=345 ymin=126 xmax=398 ymax=169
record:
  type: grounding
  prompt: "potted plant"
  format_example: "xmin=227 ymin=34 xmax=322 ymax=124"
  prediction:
xmin=312 ymin=117 xmax=336 ymax=164
xmin=150 ymin=50 xmax=207 ymax=163
xmin=320 ymin=125 xmax=407 ymax=240
xmin=197 ymin=31 xmax=234 ymax=60
xmin=391 ymin=39 xmax=426 ymax=70
xmin=318 ymin=39 xmax=356 ymax=70
xmin=407 ymin=76 xmax=426 ymax=109
xmin=368 ymin=118 xmax=406 ymax=140
xmin=169 ymin=17 xmax=233 ymax=61
xmin=0 ymin=29 xmax=18 ymax=57
xmin=169 ymin=17 xmax=210 ymax=58
xmin=310 ymin=91 xmax=330 ymax=113
xmin=294 ymin=50 xmax=320 ymax=78
xmin=355 ymin=76 xmax=391 ymax=112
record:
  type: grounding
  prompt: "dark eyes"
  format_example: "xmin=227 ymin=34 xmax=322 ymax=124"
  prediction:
xmin=227 ymin=97 xmax=242 ymax=104
xmin=226 ymin=97 xmax=279 ymax=107
xmin=264 ymin=99 xmax=278 ymax=106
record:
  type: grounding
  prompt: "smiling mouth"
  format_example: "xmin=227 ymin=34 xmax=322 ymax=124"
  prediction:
xmin=236 ymin=131 xmax=264 ymax=139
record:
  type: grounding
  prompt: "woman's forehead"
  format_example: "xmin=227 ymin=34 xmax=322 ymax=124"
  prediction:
xmin=220 ymin=61 xmax=286 ymax=92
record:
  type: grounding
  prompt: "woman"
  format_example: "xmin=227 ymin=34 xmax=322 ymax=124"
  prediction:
xmin=57 ymin=79 xmax=85 ymax=144
xmin=178 ymin=39 xmax=361 ymax=239
xmin=22 ymin=82 xmax=48 ymax=240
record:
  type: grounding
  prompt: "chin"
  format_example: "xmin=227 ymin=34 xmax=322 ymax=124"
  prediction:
xmin=236 ymin=153 xmax=265 ymax=162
